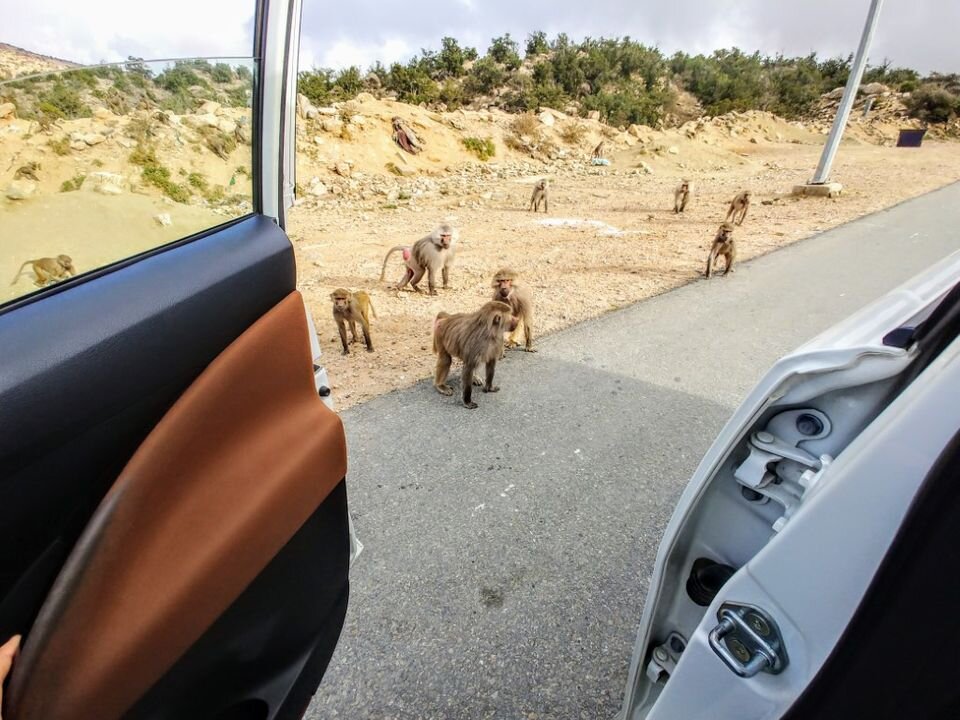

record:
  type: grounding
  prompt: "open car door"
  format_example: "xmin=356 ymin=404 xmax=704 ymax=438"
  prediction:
xmin=0 ymin=2 xmax=351 ymax=718
xmin=619 ymin=250 xmax=960 ymax=720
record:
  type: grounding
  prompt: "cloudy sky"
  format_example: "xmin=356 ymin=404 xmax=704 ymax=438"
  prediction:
xmin=1 ymin=0 xmax=957 ymax=75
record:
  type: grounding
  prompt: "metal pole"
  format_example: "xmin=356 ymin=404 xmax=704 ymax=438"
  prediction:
xmin=811 ymin=0 xmax=884 ymax=184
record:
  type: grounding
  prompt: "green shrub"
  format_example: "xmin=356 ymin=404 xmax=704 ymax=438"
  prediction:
xmin=462 ymin=136 xmax=496 ymax=160
xmin=905 ymin=84 xmax=959 ymax=123
xmin=464 ymin=57 xmax=505 ymax=96
xmin=488 ymin=34 xmax=521 ymax=70
xmin=197 ymin=126 xmax=237 ymax=159
xmin=47 ymin=136 xmax=72 ymax=155
xmin=211 ymin=63 xmax=234 ymax=83
xmin=526 ymin=31 xmax=550 ymax=57
xmin=130 ymin=144 xmax=191 ymax=203
xmin=298 ymin=69 xmax=334 ymax=106
xmin=60 ymin=174 xmax=86 ymax=192
xmin=40 ymin=83 xmax=89 ymax=118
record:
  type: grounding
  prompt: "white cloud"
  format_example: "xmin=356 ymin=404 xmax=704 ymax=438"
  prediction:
xmin=1 ymin=0 xmax=253 ymax=64
xmin=300 ymin=37 xmax=415 ymax=72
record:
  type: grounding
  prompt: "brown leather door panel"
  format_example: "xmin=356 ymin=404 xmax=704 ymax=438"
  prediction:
xmin=7 ymin=291 xmax=347 ymax=720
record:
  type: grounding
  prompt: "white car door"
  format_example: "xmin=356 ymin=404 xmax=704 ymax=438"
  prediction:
xmin=619 ymin=250 xmax=960 ymax=720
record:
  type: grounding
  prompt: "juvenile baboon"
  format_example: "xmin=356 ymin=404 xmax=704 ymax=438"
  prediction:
xmin=14 ymin=162 xmax=40 ymax=181
xmin=674 ymin=180 xmax=692 ymax=214
xmin=706 ymin=223 xmax=737 ymax=278
xmin=529 ymin=179 xmax=548 ymax=213
xmin=330 ymin=288 xmax=376 ymax=354
xmin=11 ymin=255 xmax=76 ymax=287
xmin=726 ymin=190 xmax=751 ymax=226
xmin=433 ymin=300 xmax=515 ymax=409
xmin=379 ymin=222 xmax=458 ymax=294
xmin=491 ymin=268 xmax=536 ymax=353
xmin=592 ymin=141 xmax=605 ymax=160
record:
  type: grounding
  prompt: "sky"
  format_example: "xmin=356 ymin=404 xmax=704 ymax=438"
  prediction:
xmin=1 ymin=0 xmax=957 ymax=75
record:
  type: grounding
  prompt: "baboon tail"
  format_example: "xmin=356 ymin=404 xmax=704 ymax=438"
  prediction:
xmin=379 ymin=246 xmax=406 ymax=282
xmin=10 ymin=262 xmax=30 ymax=285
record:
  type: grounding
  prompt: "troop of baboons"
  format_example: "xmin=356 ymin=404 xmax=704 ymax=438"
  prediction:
xmin=330 ymin=172 xmax=754 ymax=408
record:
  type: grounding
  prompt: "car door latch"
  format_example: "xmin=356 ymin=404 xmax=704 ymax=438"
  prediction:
xmin=709 ymin=602 xmax=788 ymax=677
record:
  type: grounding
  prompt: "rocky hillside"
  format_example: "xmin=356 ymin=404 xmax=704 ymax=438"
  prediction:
xmin=0 ymin=43 xmax=73 ymax=81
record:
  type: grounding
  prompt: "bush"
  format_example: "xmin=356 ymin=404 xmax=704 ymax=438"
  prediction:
xmin=211 ymin=63 xmax=234 ymax=83
xmin=156 ymin=65 xmax=204 ymax=93
xmin=559 ymin=122 xmax=588 ymax=144
xmin=333 ymin=67 xmax=364 ymax=99
xmin=437 ymin=37 xmax=472 ymax=78
xmin=197 ymin=126 xmax=237 ymax=159
xmin=40 ymin=82 xmax=89 ymax=118
xmin=526 ymin=31 xmax=550 ymax=57
xmin=511 ymin=112 xmax=541 ymax=137
xmin=462 ymin=136 xmax=496 ymax=160
xmin=905 ymin=84 xmax=959 ymax=123
xmin=488 ymin=34 xmax=521 ymax=70
xmin=47 ymin=137 xmax=72 ymax=156
xmin=60 ymin=174 xmax=86 ymax=192
xmin=464 ymin=57 xmax=505 ymax=96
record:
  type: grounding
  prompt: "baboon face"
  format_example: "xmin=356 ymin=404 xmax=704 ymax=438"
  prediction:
xmin=57 ymin=255 xmax=75 ymax=273
xmin=681 ymin=182 xmax=689 ymax=192
xmin=330 ymin=291 xmax=351 ymax=311
xmin=435 ymin=224 xmax=454 ymax=249
xmin=494 ymin=277 xmax=513 ymax=299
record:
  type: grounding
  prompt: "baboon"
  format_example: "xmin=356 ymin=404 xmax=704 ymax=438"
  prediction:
xmin=491 ymin=268 xmax=536 ymax=353
xmin=11 ymin=255 xmax=76 ymax=287
xmin=330 ymin=288 xmax=376 ymax=354
xmin=726 ymin=190 xmax=751 ymax=226
xmin=592 ymin=141 xmax=605 ymax=160
xmin=14 ymin=162 xmax=40 ymax=181
xmin=529 ymin=179 xmax=548 ymax=213
xmin=706 ymin=223 xmax=737 ymax=278
xmin=674 ymin=180 xmax=692 ymax=214
xmin=379 ymin=222 xmax=458 ymax=294
xmin=433 ymin=300 xmax=515 ymax=409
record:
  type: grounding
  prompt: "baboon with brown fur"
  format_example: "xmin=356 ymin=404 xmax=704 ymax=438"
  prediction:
xmin=379 ymin=222 xmax=458 ymax=294
xmin=592 ymin=141 xmax=605 ymax=160
xmin=674 ymin=180 xmax=692 ymax=214
xmin=726 ymin=190 xmax=751 ymax=226
xmin=529 ymin=179 xmax=548 ymax=213
xmin=330 ymin=288 xmax=376 ymax=354
xmin=491 ymin=268 xmax=536 ymax=353
xmin=11 ymin=255 xmax=76 ymax=287
xmin=706 ymin=223 xmax=737 ymax=278
xmin=433 ymin=300 xmax=515 ymax=409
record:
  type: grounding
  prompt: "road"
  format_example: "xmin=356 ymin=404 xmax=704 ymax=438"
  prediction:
xmin=307 ymin=183 xmax=960 ymax=720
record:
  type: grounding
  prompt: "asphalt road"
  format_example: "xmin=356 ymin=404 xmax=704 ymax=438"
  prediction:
xmin=307 ymin=183 xmax=960 ymax=720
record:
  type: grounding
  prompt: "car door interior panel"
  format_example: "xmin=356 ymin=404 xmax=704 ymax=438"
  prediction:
xmin=0 ymin=217 xmax=351 ymax=720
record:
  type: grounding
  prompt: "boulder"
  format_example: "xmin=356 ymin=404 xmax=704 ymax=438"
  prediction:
xmin=321 ymin=117 xmax=343 ymax=134
xmin=355 ymin=92 xmax=376 ymax=103
xmin=217 ymin=119 xmax=237 ymax=135
xmin=83 ymin=133 xmax=106 ymax=146
xmin=667 ymin=145 xmax=679 ymax=155
xmin=333 ymin=162 xmax=351 ymax=178
xmin=199 ymin=100 xmax=221 ymax=115
xmin=84 ymin=172 xmax=125 ymax=195
xmin=5 ymin=179 xmax=37 ymax=200
xmin=860 ymin=82 xmax=889 ymax=96
xmin=537 ymin=111 xmax=555 ymax=127
xmin=154 ymin=212 xmax=173 ymax=227
xmin=0 ymin=102 xmax=15 ymax=119
xmin=587 ymin=110 xmax=601 ymax=121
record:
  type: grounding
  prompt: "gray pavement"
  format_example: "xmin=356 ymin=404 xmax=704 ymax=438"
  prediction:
xmin=307 ymin=183 xmax=960 ymax=720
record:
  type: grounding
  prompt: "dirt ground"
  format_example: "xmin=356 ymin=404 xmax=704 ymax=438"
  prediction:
xmin=289 ymin=141 xmax=960 ymax=409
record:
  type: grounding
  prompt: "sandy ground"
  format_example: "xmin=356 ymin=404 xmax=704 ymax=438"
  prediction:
xmin=289 ymin=140 xmax=960 ymax=409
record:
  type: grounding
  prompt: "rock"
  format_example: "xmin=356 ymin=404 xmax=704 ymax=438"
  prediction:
xmin=637 ymin=161 xmax=654 ymax=174
xmin=93 ymin=107 xmax=115 ymax=121
xmin=296 ymin=93 xmax=316 ymax=120
xmin=351 ymin=114 xmax=367 ymax=126
xmin=537 ymin=111 xmax=555 ymax=127
xmin=217 ymin=119 xmax=237 ymax=135
xmin=750 ymin=137 xmax=759 ymax=144
xmin=860 ymin=82 xmax=889 ymax=96
xmin=587 ymin=110 xmax=601 ymax=121
xmin=0 ymin=102 xmax=15 ymax=119
xmin=70 ymin=141 xmax=88 ymax=152
xmin=187 ymin=113 xmax=220 ymax=128
xmin=153 ymin=212 xmax=172 ymax=227
xmin=313 ymin=135 xmax=324 ymax=145
xmin=667 ymin=145 xmax=679 ymax=155
xmin=825 ymin=87 xmax=846 ymax=100
xmin=321 ymin=117 xmax=343 ymax=134
xmin=627 ymin=124 xmax=644 ymax=138
xmin=333 ymin=162 xmax=351 ymax=178
xmin=355 ymin=92 xmax=376 ymax=103
xmin=199 ymin=100 xmax=221 ymax=115
xmin=84 ymin=172 xmax=125 ymax=195
xmin=308 ymin=182 xmax=328 ymax=197
xmin=83 ymin=133 xmax=106 ymax=146
xmin=316 ymin=106 xmax=339 ymax=116
xmin=5 ymin=179 xmax=37 ymax=200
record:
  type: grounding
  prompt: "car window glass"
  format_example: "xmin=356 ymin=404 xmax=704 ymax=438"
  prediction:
xmin=1 ymin=57 xmax=255 ymax=307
